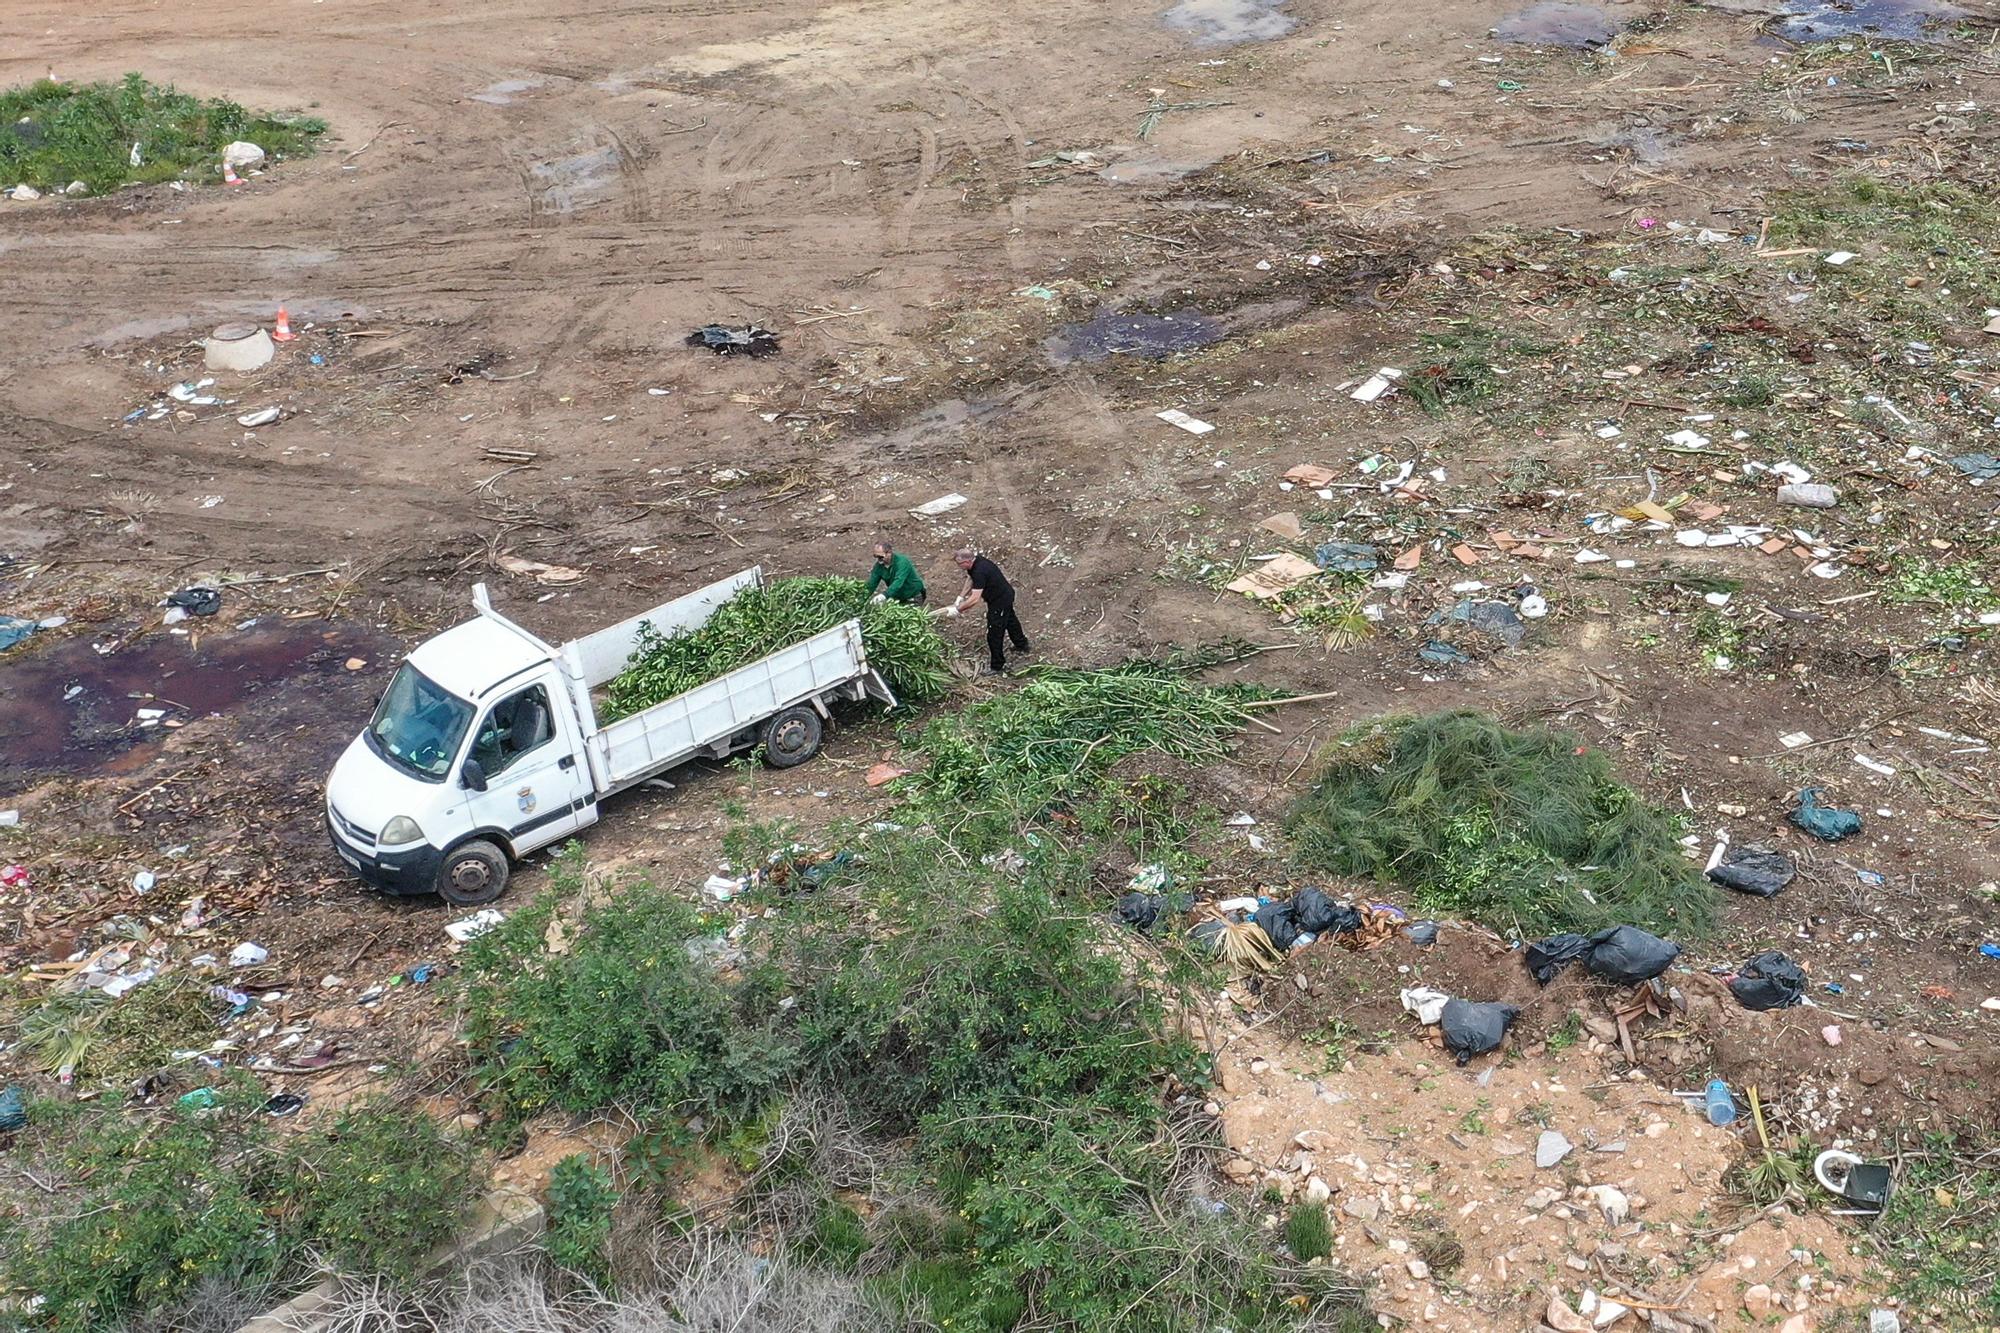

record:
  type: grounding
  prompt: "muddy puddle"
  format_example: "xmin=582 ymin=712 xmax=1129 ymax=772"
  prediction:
xmin=1493 ymin=2 xmax=1622 ymax=46
xmin=1046 ymin=308 xmax=1225 ymax=364
xmin=0 ymin=622 xmax=366 ymax=786
xmin=1163 ymin=0 xmax=1297 ymax=45
xmin=1776 ymin=0 xmax=1965 ymax=41
xmin=530 ymin=144 xmax=621 ymax=213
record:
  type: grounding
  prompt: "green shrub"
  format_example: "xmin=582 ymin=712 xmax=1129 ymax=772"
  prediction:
xmin=0 ymin=1087 xmax=475 ymax=1332
xmin=458 ymin=849 xmax=797 ymax=1124
xmin=1286 ymin=1204 xmax=1332 ymax=1261
xmin=1286 ymin=711 xmax=1712 ymax=938
xmin=545 ymin=1154 xmax=619 ymax=1284
xmin=0 ymin=73 xmax=324 ymax=195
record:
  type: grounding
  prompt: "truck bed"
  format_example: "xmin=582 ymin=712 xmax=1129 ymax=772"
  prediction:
xmin=561 ymin=567 xmax=764 ymax=690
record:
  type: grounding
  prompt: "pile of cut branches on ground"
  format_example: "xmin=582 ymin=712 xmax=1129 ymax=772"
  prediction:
xmin=603 ymin=578 xmax=950 ymax=720
xmin=1286 ymin=710 xmax=1712 ymax=939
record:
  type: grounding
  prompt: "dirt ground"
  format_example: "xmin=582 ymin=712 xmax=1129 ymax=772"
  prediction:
xmin=4 ymin=0 xmax=1999 ymax=1325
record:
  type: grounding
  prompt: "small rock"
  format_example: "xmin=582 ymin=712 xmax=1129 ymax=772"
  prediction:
xmin=1744 ymin=1284 xmax=1775 ymax=1313
xmin=1525 ymin=1188 xmax=1562 ymax=1212
xmin=222 ymin=140 xmax=267 ymax=169
xmin=1342 ymin=1196 xmax=1382 ymax=1222
xmin=1305 ymin=1176 xmax=1332 ymax=1205
xmin=1223 ymin=1158 xmax=1255 ymax=1179
xmin=1644 ymin=1121 xmax=1669 ymax=1138
xmin=1778 ymin=1317 xmax=1809 ymax=1333
xmin=1564 ymin=1254 xmax=1590 ymax=1272
xmin=1406 ymin=1259 xmax=1430 ymax=1279
xmin=1220 ymin=1068 xmax=1244 ymax=1094
xmin=453 ymin=1112 xmax=485 ymax=1133
xmin=1537 ymin=1129 xmax=1574 ymax=1168
xmin=1249 ymin=1058 xmax=1271 ymax=1075
xmin=64 ymin=180 xmax=87 ymax=195
xmin=1547 ymin=1294 xmax=1593 ymax=1333
xmin=1594 ymin=1298 xmax=1631 ymax=1327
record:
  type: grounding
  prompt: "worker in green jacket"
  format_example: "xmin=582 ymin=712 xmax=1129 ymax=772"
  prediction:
xmin=866 ymin=539 xmax=927 ymax=606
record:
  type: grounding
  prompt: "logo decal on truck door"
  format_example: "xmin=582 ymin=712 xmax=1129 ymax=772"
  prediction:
xmin=517 ymin=786 xmax=537 ymax=815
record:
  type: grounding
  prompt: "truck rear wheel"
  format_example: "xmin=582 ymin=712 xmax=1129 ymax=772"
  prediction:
xmin=762 ymin=706 xmax=824 ymax=769
xmin=437 ymin=838 xmax=509 ymax=906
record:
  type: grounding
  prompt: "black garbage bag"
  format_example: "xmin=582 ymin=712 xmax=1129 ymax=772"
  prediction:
xmin=1525 ymin=933 xmax=1593 ymax=985
xmin=1707 ymin=846 xmax=1796 ymax=898
xmin=1405 ymin=920 xmax=1440 ymax=947
xmin=1729 ymin=951 xmax=1806 ymax=1011
xmin=1584 ymin=925 xmax=1680 ymax=984
xmin=1255 ymin=901 xmax=1303 ymax=951
xmin=1292 ymin=888 xmax=1360 ymax=935
xmin=687 ymin=324 xmax=780 ymax=357
xmin=166 ymin=586 xmax=222 ymax=617
xmin=1115 ymin=892 xmax=1163 ymax=931
xmin=1439 ymin=998 xmax=1520 ymax=1065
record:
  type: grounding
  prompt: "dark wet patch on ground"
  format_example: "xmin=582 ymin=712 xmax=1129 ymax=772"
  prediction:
xmin=1776 ymin=0 xmax=1965 ymax=41
xmin=1046 ymin=308 xmax=1226 ymax=364
xmin=1493 ymin=2 xmax=1622 ymax=46
xmin=1163 ymin=0 xmax=1297 ymax=46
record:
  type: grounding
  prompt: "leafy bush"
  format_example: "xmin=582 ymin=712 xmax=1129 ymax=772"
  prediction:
xmin=0 ymin=1086 xmax=475 ymax=1332
xmin=1286 ymin=711 xmax=1712 ymax=938
xmin=458 ymin=849 xmax=797 ymax=1124
xmin=545 ymin=1154 xmax=619 ymax=1285
xmin=0 ymin=73 xmax=325 ymax=195
xmin=602 ymin=577 xmax=949 ymax=720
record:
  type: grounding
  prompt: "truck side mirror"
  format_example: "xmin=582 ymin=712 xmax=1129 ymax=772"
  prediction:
xmin=461 ymin=758 xmax=489 ymax=792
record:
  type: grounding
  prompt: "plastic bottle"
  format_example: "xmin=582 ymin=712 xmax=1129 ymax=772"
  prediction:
xmin=1705 ymin=1078 xmax=1737 ymax=1127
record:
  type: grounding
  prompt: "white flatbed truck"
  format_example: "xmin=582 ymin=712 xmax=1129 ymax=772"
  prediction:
xmin=325 ymin=568 xmax=895 ymax=904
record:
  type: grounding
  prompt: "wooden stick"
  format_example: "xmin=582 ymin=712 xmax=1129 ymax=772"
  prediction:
xmin=1241 ymin=690 xmax=1342 ymax=710
xmin=1243 ymin=715 xmax=1283 ymax=735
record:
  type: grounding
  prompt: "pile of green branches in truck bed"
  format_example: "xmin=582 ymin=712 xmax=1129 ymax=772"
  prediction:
xmin=602 ymin=577 xmax=950 ymax=720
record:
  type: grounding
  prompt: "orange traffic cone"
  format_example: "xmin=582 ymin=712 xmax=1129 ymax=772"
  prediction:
xmin=223 ymin=160 xmax=242 ymax=186
xmin=271 ymin=307 xmax=297 ymax=342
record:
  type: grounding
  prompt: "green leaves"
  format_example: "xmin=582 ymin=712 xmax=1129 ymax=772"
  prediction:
xmin=603 ymin=577 xmax=951 ymax=720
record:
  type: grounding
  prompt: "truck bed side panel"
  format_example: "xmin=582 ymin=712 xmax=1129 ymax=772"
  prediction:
xmin=561 ymin=567 xmax=763 ymax=690
xmin=591 ymin=620 xmax=868 ymax=792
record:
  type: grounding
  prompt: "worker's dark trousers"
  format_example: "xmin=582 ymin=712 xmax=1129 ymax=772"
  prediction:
xmin=986 ymin=603 xmax=1029 ymax=669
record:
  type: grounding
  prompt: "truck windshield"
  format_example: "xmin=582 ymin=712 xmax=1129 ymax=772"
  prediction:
xmin=365 ymin=665 xmax=474 ymax=781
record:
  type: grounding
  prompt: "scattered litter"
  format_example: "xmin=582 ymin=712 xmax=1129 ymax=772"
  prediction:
xmin=1285 ymin=463 xmax=1338 ymax=487
xmin=1777 ymin=482 xmax=1839 ymax=508
xmin=1535 ymin=1129 xmax=1573 ymax=1168
xmin=131 ymin=870 xmax=156 ymax=894
xmin=263 ymin=1092 xmax=307 ymax=1117
xmin=0 ymin=617 xmax=40 ymax=652
xmin=1778 ymin=731 xmax=1814 ymax=749
xmin=0 ymin=811 xmax=16 ymax=828
xmin=1226 ymin=553 xmax=1320 ymax=599
xmin=1526 ymin=925 xmax=1679 ymax=985
xmin=1822 ymin=1023 xmax=1843 ymax=1046
xmin=0 ymin=866 xmax=27 ymax=889
xmin=1400 ymin=986 xmax=1450 ymax=1026
xmin=1706 ymin=1078 xmax=1737 ymax=1127
xmin=0 ymin=1085 xmax=25 ymax=1131
xmin=222 ymin=141 xmax=267 ymax=169
xmin=1440 ymin=997 xmax=1519 ymax=1064
xmin=1852 ymin=754 xmax=1896 ymax=777
xmin=1789 ymin=787 xmax=1862 ymax=841
xmin=1156 ymin=408 xmax=1215 ymax=435
xmin=702 ymin=874 xmax=743 ymax=902
xmin=165 ymin=586 xmax=222 ymax=617
xmin=1432 ymin=600 xmax=1525 ymax=648
xmin=909 ymin=493 xmax=968 ymax=517
xmin=444 ymin=909 xmax=506 ymax=943
xmin=1419 ymin=640 xmax=1471 ymax=666
xmin=686 ymin=324 xmax=778 ymax=356
xmin=1823 ymin=250 xmax=1856 ymax=266
xmin=1707 ymin=845 xmax=1795 ymax=898
xmin=1815 ymin=1149 xmax=1891 ymax=1208
xmin=1946 ymin=453 xmax=2000 ymax=481
xmin=1116 ymin=892 xmax=1164 ymax=931
xmin=1260 ymin=512 xmax=1305 ymax=541
xmin=1312 ymin=541 xmax=1378 ymax=573
xmin=236 ymin=406 xmax=282 ymax=428
xmin=864 ymin=762 xmax=909 ymax=787
xmin=1349 ymin=367 xmax=1403 ymax=402
xmin=1730 ymin=950 xmax=1806 ymax=1010
xmin=228 ymin=942 xmax=269 ymax=968
xmin=494 ymin=554 xmax=585 ymax=585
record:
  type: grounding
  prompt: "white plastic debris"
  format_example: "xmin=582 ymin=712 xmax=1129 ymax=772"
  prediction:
xmin=909 ymin=493 xmax=967 ymax=517
xmin=0 ymin=811 xmax=17 ymax=828
xmin=236 ymin=406 xmax=282 ymax=428
xmin=229 ymin=942 xmax=269 ymax=968
xmin=702 ymin=874 xmax=743 ymax=902
xmin=1853 ymin=754 xmax=1897 ymax=776
xmin=1779 ymin=731 xmax=1814 ymax=749
xmin=221 ymin=141 xmax=267 ymax=169
xmin=1824 ymin=250 xmax=1856 ymax=266
xmin=1155 ymin=408 xmax=1215 ymax=435
xmin=1520 ymin=594 xmax=1548 ymax=619
xmin=1350 ymin=368 xmax=1404 ymax=403
xmin=132 ymin=870 xmax=156 ymax=894
xmin=1664 ymin=429 xmax=1710 ymax=449
xmin=444 ymin=910 xmax=505 ymax=943
xmin=1777 ymin=482 xmax=1839 ymax=508
xmin=1400 ymin=986 xmax=1450 ymax=1026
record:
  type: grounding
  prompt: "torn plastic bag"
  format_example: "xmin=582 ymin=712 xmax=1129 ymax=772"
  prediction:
xmin=1440 ymin=998 xmax=1520 ymax=1065
xmin=1790 ymin=787 xmax=1861 ymax=841
xmin=1708 ymin=845 xmax=1796 ymax=898
xmin=1405 ymin=920 xmax=1439 ymax=946
xmin=1400 ymin=986 xmax=1449 ymax=1026
xmin=1583 ymin=925 xmax=1680 ymax=984
xmin=1729 ymin=950 xmax=1806 ymax=1011
xmin=165 ymin=586 xmax=222 ymax=617
xmin=0 ymin=1084 xmax=24 ymax=1131
xmin=1313 ymin=541 xmax=1379 ymax=573
xmin=1115 ymin=892 xmax=1163 ymax=931
xmin=1292 ymin=887 xmax=1360 ymax=935
xmin=1525 ymin=933 xmax=1593 ymax=985
xmin=1255 ymin=901 xmax=1302 ymax=951
xmin=687 ymin=324 xmax=779 ymax=357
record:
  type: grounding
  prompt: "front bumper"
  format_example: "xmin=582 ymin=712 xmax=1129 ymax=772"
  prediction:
xmin=327 ymin=815 xmax=441 ymax=896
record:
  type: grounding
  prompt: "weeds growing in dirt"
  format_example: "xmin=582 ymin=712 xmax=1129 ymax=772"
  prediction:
xmin=546 ymin=1155 xmax=620 ymax=1287
xmin=0 ymin=74 xmax=324 ymax=195
xmin=1285 ymin=1204 xmax=1332 ymax=1261
xmin=1880 ymin=557 xmax=1996 ymax=611
xmin=1285 ymin=711 xmax=1713 ymax=939
xmin=1867 ymin=1137 xmax=2000 ymax=1321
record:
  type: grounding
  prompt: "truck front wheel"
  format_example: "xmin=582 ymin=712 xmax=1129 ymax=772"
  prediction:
xmin=762 ymin=706 xmax=825 ymax=769
xmin=437 ymin=838 xmax=509 ymax=906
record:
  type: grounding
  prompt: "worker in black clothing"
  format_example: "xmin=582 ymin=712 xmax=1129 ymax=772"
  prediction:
xmin=951 ymin=547 xmax=1030 ymax=674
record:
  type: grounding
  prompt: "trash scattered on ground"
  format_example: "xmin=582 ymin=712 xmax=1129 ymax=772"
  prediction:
xmin=1776 ymin=482 xmax=1840 ymax=508
xmin=203 ymin=323 xmax=275 ymax=372
xmin=685 ymin=324 xmax=779 ymax=356
xmin=263 ymin=1092 xmax=307 ymax=1116
xmin=909 ymin=492 xmax=968 ymax=517
xmin=1226 ymin=553 xmax=1320 ymax=599
xmin=1789 ymin=786 xmax=1862 ymax=841
xmin=493 ymin=553 xmax=585 ymax=585
xmin=0 ymin=616 xmax=40 ymax=652
xmin=1116 ymin=892 xmax=1164 ymax=930
xmin=221 ymin=140 xmax=266 ymax=169
xmin=1535 ymin=1128 xmax=1573 ymax=1168
xmin=1706 ymin=1077 xmax=1737 ymax=1126
xmin=1400 ymin=986 xmax=1450 ymax=1026
xmin=1418 ymin=639 xmax=1471 ymax=666
xmin=1947 ymin=452 xmax=2000 ymax=481
xmin=1348 ymin=367 xmax=1403 ymax=402
xmin=1439 ymin=997 xmax=1519 ymax=1064
xmin=1311 ymin=540 xmax=1377 ymax=572
xmin=1815 ymin=1149 xmax=1892 ymax=1207
xmin=445 ymin=909 xmax=506 ymax=943
xmin=1707 ymin=845 xmax=1796 ymax=897
xmin=1729 ymin=950 xmax=1807 ymax=1010
xmin=1431 ymin=599 xmax=1525 ymax=647
xmin=1155 ymin=408 xmax=1215 ymax=435
xmin=236 ymin=406 xmax=282 ymax=427
xmin=165 ymin=587 xmax=222 ymax=617
xmin=0 ymin=811 xmax=17 ymax=828
xmin=1260 ymin=511 xmax=1305 ymax=541
xmin=1526 ymin=925 xmax=1679 ymax=985
xmin=0 ymin=866 xmax=28 ymax=889
xmin=0 ymin=1085 xmax=25 ymax=1131
xmin=228 ymin=942 xmax=268 ymax=968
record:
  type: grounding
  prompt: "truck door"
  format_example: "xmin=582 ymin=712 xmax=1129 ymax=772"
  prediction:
xmin=462 ymin=680 xmax=597 ymax=853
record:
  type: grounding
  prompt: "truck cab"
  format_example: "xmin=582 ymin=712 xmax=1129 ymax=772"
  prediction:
xmin=326 ymin=594 xmax=598 ymax=905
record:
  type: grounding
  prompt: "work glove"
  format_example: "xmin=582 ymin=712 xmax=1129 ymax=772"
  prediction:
xmin=935 ymin=604 xmax=959 ymax=619
xmin=870 ymin=591 xmax=887 ymax=604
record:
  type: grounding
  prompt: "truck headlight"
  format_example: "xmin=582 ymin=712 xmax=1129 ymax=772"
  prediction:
xmin=380 ymin=816 xmax=425 ymax=847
